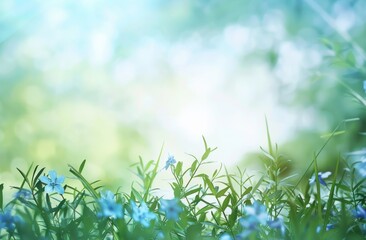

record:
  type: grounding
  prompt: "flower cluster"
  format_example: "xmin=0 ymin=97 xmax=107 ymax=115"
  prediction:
xmin=0 ymin=210 xmax=21 ymax=234
xmin=131 ymin=201 xmax=156 ymax=227
xmin=235 ymin=201 xmax=286 ymax=239
xmin=353 ymin=205 xmax=366 ymax=219
xmin=238 ymin=201 xmax=268 ymax=238
xmin=267 ymin=217 xmax=286 ymax=235
xmin=98 ymin=191 xmax=123 ymax=219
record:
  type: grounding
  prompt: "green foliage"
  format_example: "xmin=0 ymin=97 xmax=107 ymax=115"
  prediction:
xmin=0 ymin=133 xmax=365 ymax=240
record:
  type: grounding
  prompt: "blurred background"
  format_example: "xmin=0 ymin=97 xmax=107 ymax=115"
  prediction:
xmin=1 ymin=0 xmax=366 ymax=193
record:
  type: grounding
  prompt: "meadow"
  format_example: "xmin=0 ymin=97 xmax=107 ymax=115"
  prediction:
xmin=1 ymin=1 xmax=366 ymax=239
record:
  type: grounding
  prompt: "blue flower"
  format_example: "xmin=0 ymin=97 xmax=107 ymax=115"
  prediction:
xmin=243 ymin=201 xmax=268 ymax=225
xmin=39 ymin=170 xmax=65 ymax=194
xmin=363 ymin=80 xmax=366 ymax=93
xmin=309 ymin=172 xmax=331 ymax=186
xmin=160 ymin=198 xmax=183 ymax=220
xmin=353 ymin=205 xmax=366 ymax=219
xmin=316 ymin=224 xmax=335 ymax=233
xmin=326 ymin=224 xmax=335 ymax=231
xmin=267 ymin=217 xmax=286 ymax=235
xmin=14 ymin=189 xmax=32 ymax=200
xmin=98 ymin=191 xmax=123 ymax=219
xmin=219 ymin=233 xmax=233 ymax=240
xmin=156 ymin=232 xmax=165 ymax=239
xmin=0 ymin=210 xmax=21 ymax=234
xmin=131 ymin=200 xmax=156 ymax=227
xmin=238 ymin=201 xmax=268 ymax=238
xmin=164 ymin=155 xmax=176 ymax=170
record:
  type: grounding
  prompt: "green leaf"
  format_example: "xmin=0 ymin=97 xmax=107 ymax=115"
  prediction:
xmin=190 ymin=160 xmax=198 ymax=176
xmin=186 ymin=223 xmax=202 ymax=239
xmin=203 ymin=175 xmax=216 ymax=195
xmin=131 ymin=187 xmax=143 ymax=202
xmin=202 ymin=136 xmax=208 ymax=150
xmin=228 ymin=208 xmax=238 ymax=228
xmin=196 ymin=204 xmax=214 ymax=216
xmin=265 ymin=117 xmax=274 ymax=156
xmin=69 ymin=165 xmax=99 ymax=199
xmin=175 ymin=161 xmax=182 ymax=176
xmin=243 ymin=186 xmax=252 ymax=196
xmin=216 ymin=186 xmax=229 ymax=198
xmin=53 ymin=199 xmax=66 ymax=215
xmin=183 ymin=187 xmax=201 ymax=198
xmin=198 ymin=212 xmax=206 ymax=222
xmin=201 ymin=148 xmax=211 ymax=161
xmin=222 ymin=194 xmax=231 ymax=211
xmin=79 ymin=160 xmax=86 ymax=173
xmin=17 ymin=168 xmax=32 ymax=189
xmin=32 ymin=167 xmax=45 ymax=188
xmin=46 ymin=194 xmax=52 ymax=212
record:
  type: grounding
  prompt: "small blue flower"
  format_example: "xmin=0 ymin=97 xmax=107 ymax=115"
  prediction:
xmin=219 ymin=233 xmax=233 ymax=240
xmin=98 ymin=191 xmax=123 ymax=219
xmin=160 ymin=198 xmax=183 ymax=220
xmin=316 ymin=224 xmax=335 ymax=233
xmin=238 ymin=201 xmax=268 ymax=238
xmin=326 ymin=224 xmax=335 ymax=231
xmin=164 ymin=155 xmax=176 ymax=170
xmin=0 ymin=210 xmax=21 ymax=234
xmin=353 ymin=205 xmax=366 ymax=219
xmin=14 ymin=189 xmax=32 ymax=200
xmin=156 ymin=232 xmax=165 ymax=239
xmin=363 ymin=80 xmax=366 ymax=93
xmin=309 ymin=172 xmax=331 ymax=186
xmin=267 ymin=217 xmax=286 ymax=235
xmin=243 ymin=201 xmax=268 ymax=225
xmin=39 ymin=170 xmax=65 ymax=194
xmin=131 ymin=200 xmax=156 ymax=227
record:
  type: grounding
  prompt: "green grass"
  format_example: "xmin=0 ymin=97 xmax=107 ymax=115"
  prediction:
xmin=0 ymin=132 xmax=365 ymax=240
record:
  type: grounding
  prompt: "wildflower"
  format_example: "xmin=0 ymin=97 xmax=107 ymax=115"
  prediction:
xmin=326 ymin=224 xmax=335 ymax=231
xmin=131 ymin=200 xmax=156 ymax=227
xmin=316 ymin=224 xmax=335 ymax=233
xmin=14 ymin=189 xmax=32 ymax=200
xmin=39 ymin=170 xmax=65 ymax=194
xmin=164 ymin=155 xmax=176 ymax=170
xmin=243 ymin=201 xmax=268 ymax=225
xmin=309 ymin=172 xmax=331 ymax=186
xmin=156 ymin=232 xmax=165 ymax=239
xmin=160 ymin=198 xmax=183 ymax=220
xmin=219 ymin=233 xmax=233 ymax=240
xmin=353 ymin=205 xmax=366 ymax=219
xmin=238 ymin=201 xmax=268 ymax=238
xmin=363 ymin=80 xmax=366 ymax=93
xmin=0 ymin=210 xmax=21 ymax=234
xmin=267 ymin=217 xmax=286 ymax=235
xmin=98 ymin=190 xmax=123 ymax=219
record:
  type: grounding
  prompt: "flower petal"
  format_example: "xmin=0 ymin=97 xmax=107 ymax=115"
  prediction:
xmin=55 ymin=185 xmax=64 ymax=194
xmin=56 ymin=175 xmax=65 ymax=184
xmin=320 ymin=172 xmax=331 ymax=179
xmin=49 ymin=170 xmax=57 ymax=181
xmin=39 ymin=176 xmax=51 ymax=184
xmin=44 ymin=185 xmax=53 ymax=194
